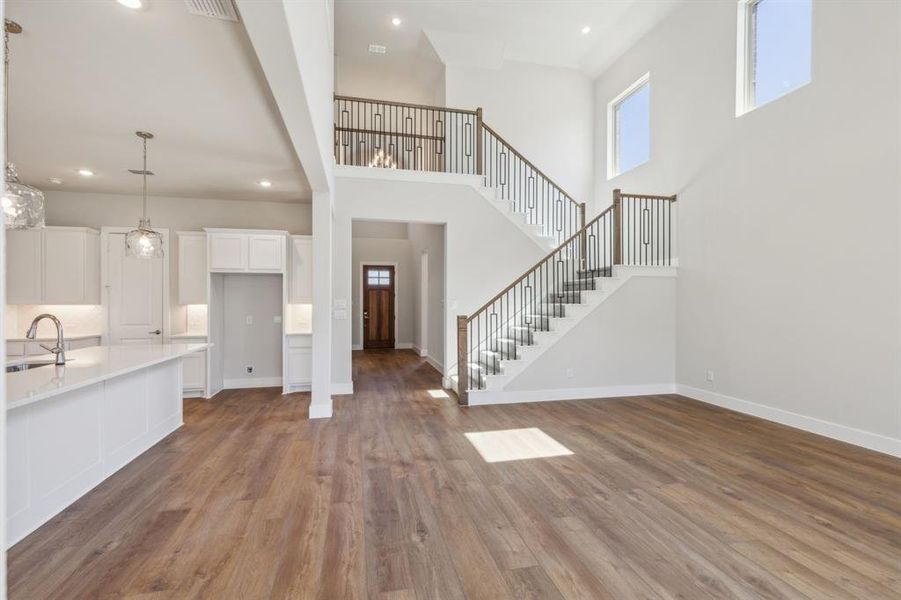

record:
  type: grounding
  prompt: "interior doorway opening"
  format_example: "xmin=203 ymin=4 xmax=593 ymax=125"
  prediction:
xmin=351 ymin=220 xmax=446 ymax=376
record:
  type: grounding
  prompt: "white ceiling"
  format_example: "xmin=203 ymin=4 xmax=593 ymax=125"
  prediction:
xmin=5 ymin=0 xmax=310 ymax=203
xmin=335 ymin=0 xmax=682 ymax=76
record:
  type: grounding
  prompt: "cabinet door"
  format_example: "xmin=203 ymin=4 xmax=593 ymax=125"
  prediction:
xmin=286 ymin=347 xmax=313 ymax=384
xmin=248 ymin=235 xmax=284 ymax=272
xmin=290 ymin=237 xmax=313 ymax=303
xmin=182 ymin=351 xmax=207 ymax=390
xmin=208 ymin=233 xmax=247 ymax=272
xmin=178 ymin=234 xmax=208 ymax=304
xmin=43 ymin=229 xmax=86 ymax=303
xmin=6 ymin=229 xmax=42 ymax=304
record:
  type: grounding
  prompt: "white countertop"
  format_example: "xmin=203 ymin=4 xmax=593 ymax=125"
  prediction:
xmin=7 ymin=333 xmax=102 ymax=343
xmin=6 ymin=343 xmax=210 ymax=410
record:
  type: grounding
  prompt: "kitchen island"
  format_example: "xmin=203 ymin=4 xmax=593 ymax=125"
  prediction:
xmin=6 ymin=343 xmax=209 ymax=547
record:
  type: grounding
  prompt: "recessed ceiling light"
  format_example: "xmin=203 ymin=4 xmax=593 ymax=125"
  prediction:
xmin=581 ymin=25 xmax=591 ymax=35
xmin=48 ymin=177 xmax=63 ymax=184
xmin=116 ymin=0 xmax=143 ymax=9
xmin=258 ymin=180 xmax=272 ymax=188
xmin=391 ymin=17 xmax=401 ymax=26
xmin=78 ymin=169 xmax=94 ymax=177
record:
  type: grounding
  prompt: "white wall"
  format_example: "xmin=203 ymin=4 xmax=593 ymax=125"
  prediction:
xmin=409 ymin=223 xmax=446 ymax=371
xmin=595 ymin=0 xmax=901 ymax=453
xmin=336 ymin=55 xmax=445 ymax=106
xmin=222 ymin=274 xmax=283 ymax=384
xmin=351 ymin=236 xmax=414 ymax=348
xmin=332 ymin=168 xmax=547 ymax=388
xmin=43 ymin=190 xmax=312 ymax=234
xmin=445 ymin=60 xmax=594 ymax=204
xmin=506 ymin=276 xmax=675 ymax=393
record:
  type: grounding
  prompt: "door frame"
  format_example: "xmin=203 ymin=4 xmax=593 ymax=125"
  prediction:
xmin=419 ymin=250 xmax=428 ymax=357
xmin=358 ymin=261 xmax=398 ymax=350
xmin=100 ymin=226 xmax=171 ymax=346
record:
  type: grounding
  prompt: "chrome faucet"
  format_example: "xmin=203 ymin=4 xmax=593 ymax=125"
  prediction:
xmin=26 ymin=313 xmax=66 ymax=366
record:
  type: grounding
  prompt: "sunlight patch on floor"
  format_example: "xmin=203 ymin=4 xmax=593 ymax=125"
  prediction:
xmin=427 ymin=389 xmax=450 ymax=399
xmin=464 ymin=428 xmax=573 ymax=463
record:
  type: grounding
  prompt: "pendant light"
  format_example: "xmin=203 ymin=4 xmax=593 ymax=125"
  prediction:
xmin=125 ymin=131 xmax=163 ymax=258
xmin=3 ymin=19 xmax=45 ymax=229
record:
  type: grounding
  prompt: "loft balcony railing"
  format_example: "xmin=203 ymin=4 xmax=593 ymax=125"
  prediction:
xmin=334 ymin=94 xmax=584 ymax=245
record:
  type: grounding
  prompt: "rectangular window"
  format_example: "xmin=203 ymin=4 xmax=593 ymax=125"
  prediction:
xmin=607 ymin=74 xmax=650 ymax=179
xmin=737 ymin=0 xmax=812 ymax=115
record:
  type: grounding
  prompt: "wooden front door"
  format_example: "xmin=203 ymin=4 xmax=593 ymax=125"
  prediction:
xmin=363 ymin=265 xmax=395 ymax=349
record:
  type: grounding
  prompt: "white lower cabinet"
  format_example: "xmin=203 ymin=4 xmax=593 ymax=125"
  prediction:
xmin=176 ymin=336 xmax=207 ymax=395
xmin=285 ymin=334 xmax=312 ymax=391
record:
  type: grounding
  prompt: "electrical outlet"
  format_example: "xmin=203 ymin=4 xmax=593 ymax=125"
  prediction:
xmin=273 ymin=315 xmax=282 ymax=323
xmin=565 ymin=368 xmax=574 ymax=378
xmin=246 ymin=365 xmax=254 ymax=374
xmin=706 ymin=370 xmax=715 ymax=383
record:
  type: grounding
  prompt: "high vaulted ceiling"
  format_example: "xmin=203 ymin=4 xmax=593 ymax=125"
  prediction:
xmin=335 ymin=0 xmax=682 ymax=75
xmin=5 ymin=0 xmax=310 ymax=203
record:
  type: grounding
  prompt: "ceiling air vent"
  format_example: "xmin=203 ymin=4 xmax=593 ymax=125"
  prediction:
xmin=184 ymin=0 xmax=239 ymax=22
xmin=368 ymin=44 xmax=387 ymax=54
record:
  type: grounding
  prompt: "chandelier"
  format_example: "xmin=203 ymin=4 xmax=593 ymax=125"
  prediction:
xmin=125 ymin=131 xmax=163 ymax=258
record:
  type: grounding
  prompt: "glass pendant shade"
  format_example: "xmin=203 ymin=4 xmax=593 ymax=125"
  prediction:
xmin=125 ymin=130 xmax=162 ymax=258
xmin=3 ymin=162 xmax=45 ymax=229
xmin=126 ymin=218 xmax=163 ymax=258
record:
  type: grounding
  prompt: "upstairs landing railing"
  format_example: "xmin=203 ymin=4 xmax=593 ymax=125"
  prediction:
xmin=334 ymin=94 xmax=584 ymax=245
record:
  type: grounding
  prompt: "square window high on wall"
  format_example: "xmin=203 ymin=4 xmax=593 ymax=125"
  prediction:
xmin=736 ymin=0 xmax=812 ymax=115
xmin=607 ymin=73 xmax=650 ymax=180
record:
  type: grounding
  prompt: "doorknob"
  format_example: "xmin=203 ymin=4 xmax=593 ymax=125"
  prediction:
xmin=149 ymin=329 xmax=161 ymax=335
xmin=363 ymin=312 xmax=369 ymax=320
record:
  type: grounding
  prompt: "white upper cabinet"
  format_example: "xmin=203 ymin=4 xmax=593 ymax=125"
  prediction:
xmin=208 ymin=232 xmax=247 ymax=272
xmin=247 ymin=235 xmax=285 ymax=272
xmin=7 ymin=229 xmax=42 ymax=304
xmin=7 ymin=227 xmax=100 ymax=305
xmin=289 ymin=235 xmax=313 ymax=304
xmin=206 ymin=229 xmax=286 ymax=274
xmin=177 ymin=232 xmax=207 ymax=304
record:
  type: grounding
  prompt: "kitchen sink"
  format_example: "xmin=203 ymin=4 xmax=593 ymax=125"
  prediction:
xmin=6 ymin=359 xmax=74 ymax=373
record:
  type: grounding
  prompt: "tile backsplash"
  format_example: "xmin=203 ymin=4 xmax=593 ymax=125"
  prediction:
xmin=6 ymin=305 xmax=105 ymax=339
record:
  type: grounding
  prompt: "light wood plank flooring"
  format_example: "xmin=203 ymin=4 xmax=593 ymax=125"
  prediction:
xmin=8 ymin=350 xmax=901 ymax=599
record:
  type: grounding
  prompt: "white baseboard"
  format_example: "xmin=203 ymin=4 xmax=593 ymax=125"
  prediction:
xmin=332 ymin=382 xmax=354 ymax=395
xmin=352 ymin=344 xmax=363 ymax=351
xmin=413 ymin=345 xmax=428 ymax=357
xmin=677 ymin=384 xmax=901 ymax=458
xmin=424 ymin=355 xmax=443 ymax=376
xmin=284 ymin=382 xmax=312 ymax=393
xmin=183 ymin=390 xmax=205 ymax=398
xmin=467 ymin=384 xmax=677 ymax=406
xmin=395 ymin=342 xmax=413 ymax=349
xmin=223 ymin=377 xmax=283 ymax=390
xmin=308 ymin=402 xmax=333 ymax=419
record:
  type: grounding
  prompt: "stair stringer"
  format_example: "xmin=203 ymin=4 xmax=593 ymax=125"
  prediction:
xmin=466 ymin=265 xmax=678 ymax=406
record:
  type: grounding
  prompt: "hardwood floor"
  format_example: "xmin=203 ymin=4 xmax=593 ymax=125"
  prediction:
xmin=8 ymin=350 xmax=901 ymax=599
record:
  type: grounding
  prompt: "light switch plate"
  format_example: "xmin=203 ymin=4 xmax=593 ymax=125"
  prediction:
xmin=245 ymin=315 xmax=253 ymax=325
xmin=273 ymin=315 xmax=282 ymax=323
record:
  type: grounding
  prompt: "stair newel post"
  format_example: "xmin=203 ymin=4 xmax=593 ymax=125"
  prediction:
xmin=578 ymin=202 xmax=587 ymax=270
xmin=456 ymin=316 xmax=469 ymax=405
xmin=613 ymin=188 xmax=623 ymax=265
xmin=475 ymin=107 xmax=483 ymax=177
